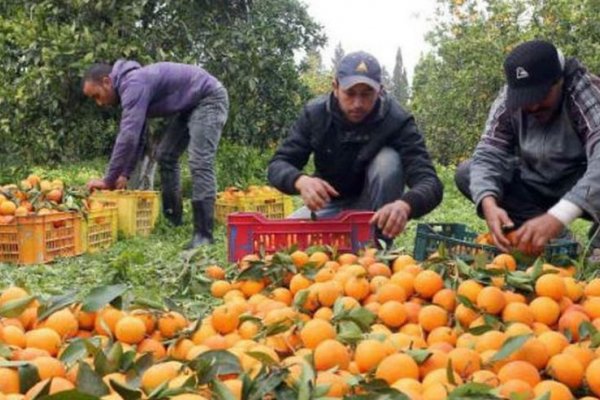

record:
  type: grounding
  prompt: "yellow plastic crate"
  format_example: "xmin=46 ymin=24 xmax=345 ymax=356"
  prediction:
xmin=215 ymin=189 xmax=293 ymax=224
xmin=80 ymin=204 xmax=118 ymax=253
xmin=0 ymin=212 xmax=82 ymax=265
xmin=91 ymin=191 xmax=160 ymax=237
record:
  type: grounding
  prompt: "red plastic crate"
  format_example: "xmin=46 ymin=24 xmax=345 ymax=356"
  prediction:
xmin=227 ymin=211 xmax=375 ymax=262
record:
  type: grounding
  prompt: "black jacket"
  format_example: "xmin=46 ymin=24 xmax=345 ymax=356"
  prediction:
xmin=267 ymin=93 xmax=443 ymax=219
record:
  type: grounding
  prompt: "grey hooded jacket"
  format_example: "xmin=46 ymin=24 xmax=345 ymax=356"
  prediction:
xmin=470 ymin=58 xmax=600 ymax=222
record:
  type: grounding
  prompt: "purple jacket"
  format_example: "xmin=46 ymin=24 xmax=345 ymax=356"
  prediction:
xmin=104 ymin=60 xmax=220 ymax=186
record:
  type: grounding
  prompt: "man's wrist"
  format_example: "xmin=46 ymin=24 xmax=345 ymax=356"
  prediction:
xmin=294 ymin=175 xmax=307 ymax=192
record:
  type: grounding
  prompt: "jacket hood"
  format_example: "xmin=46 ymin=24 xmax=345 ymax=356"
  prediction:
xmin=110 ymin=60 xmax=142 ymax=90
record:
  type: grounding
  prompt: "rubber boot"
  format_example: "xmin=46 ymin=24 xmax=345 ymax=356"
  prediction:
xmin=161 ymin=190 xmax=182 ymax=226
xmin=186 ymin=200 xmax=214 ymax=249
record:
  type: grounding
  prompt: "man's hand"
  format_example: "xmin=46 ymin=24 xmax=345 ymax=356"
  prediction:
xmin=294 ymin=176 xmax=339 ymax=211
xmin=481 ymin=196 xmax=514 ymax=252
xmin=115 ymin=176 xmax=128 ymax=190
xmin=86 ymin=178 xmax=108 ymax=192
xmin=513 ymin=213 xmax=564 ymax=255
xmin=370 ymin=200 xmax=411 ymax=238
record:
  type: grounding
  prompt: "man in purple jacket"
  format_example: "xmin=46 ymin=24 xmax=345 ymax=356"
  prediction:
xmin=83 ymin=60 xmax=229 ymax=249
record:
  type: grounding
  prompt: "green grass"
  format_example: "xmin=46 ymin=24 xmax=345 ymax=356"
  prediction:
xmin=0 ymin=162 xmax=592 ymax=317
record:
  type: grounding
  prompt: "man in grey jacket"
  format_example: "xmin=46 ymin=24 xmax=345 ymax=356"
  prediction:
xmin=455 ymin=40 xmax=600 ymax=255
xmin=83 ymin=60 xmax=229 ymax=249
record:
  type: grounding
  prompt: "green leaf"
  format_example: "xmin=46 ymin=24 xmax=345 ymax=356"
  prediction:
xmin=446 ymin=359 xmax=456 ymax=386
xmin=293 ymin=289 xmax=310 ymax=311
xmin=30 ymin=377 xmax=51 ymax=399
xmin=189 ymin=350 xmax=242 ymax=385
xmin=19 ymin=363 xmax=41 ymax=394
xmin=0 ymin=343 xmax=12 ymax=358
xmin=469 ymin=325 xmax=494 ymax=336
xmin=336 ymin=320 xmax=364 ymax=345
xmin=456 ymin=294 xmax=477 ymax=310
xmin=405 ymin=349 xmax=433 ymax=365
xmin=246 ymin=351 xmax=278 ymax=367
xmin=76 ymin=362 xmax=110 ymax=396
xmin=211 ymin=379 xmax=238 ymax=400
xmin=59 ymin=337 xmax=101 ymax=366
xmin=448 ymin=382 xmax=498 ymax=399
xmin=109 ymin=378 xmax=143 ymax=400
xmin=37 ymin=291 xmax=78 ymax=321
xmin=489 ymin=334 xmax=532 ymax=363
xmin=0 ymin=295 xmax=36 ymax=318
xmin=82 ymin=284 xmax=129 ymax=312
xmin=533 ymin=393 xmax=551 ymax=400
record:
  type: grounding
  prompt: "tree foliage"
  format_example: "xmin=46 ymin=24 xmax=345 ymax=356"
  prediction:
xmin=0 ymin=0 xmax=324 ymax=166
xmin=411 ymin=0 xmax=600 ymax=165
xmin=331 ymin=42 xmax=346 ymax=72
xmin=391 ymin=47 xmax=409 ymax=106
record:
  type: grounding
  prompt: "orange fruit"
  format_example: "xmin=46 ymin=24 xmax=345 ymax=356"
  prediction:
xmin=378 ymin=301 xmax=407 ymax=328
xmin=563 ymin=344 xmax=595 ymax=369
xmin=493 ymin=254 xmax=517 ymax=271
xmin=137 ymin=338 xmax=167 ymax=360
xmin=535 ymin=274 xmax=566 ymax=301
xmin=498 ymin=360 xmax=541 ymax=387
xmin=210 ymin=280 xmax=232 ymax=298
xmin=448 ymin=347 xmax=481 ymax=378
xmin=427 ymin=326 xmax=457 ymax=347
xmin=0 ymin=367 xmax=20 ymax=393
xmin=308 ymin=251 xmax=329 ymax=267
xmin=432 ymin=288 xmax=456 ymax=312
xmin=586 ymin=358 xmax=600 ymax=396
xmin=315 ymin=371 xmax=350 ymax=397
xmin=418 ymin=305 xmax=448 ymax=332
xmin=0 ymin=201 xmax=17 ymax=215
xmin=537 ymin=331 xmax=569 ymax=357
xmin=204 ymin=265 xmax=226 ymax=280
xmin=376 ymin=282 xmax=407 ymax=303
xmin=337 ymin=253 xmax=358 ymax=265
xmin=344 ymin=277 xmax=370 ymax=300
xmin=31 ymin=356 xmax=66 ymax=380
xmin=471 ymin=370 xmax=500 ymax=387
xmin=533 ymin=380 xmax=574 ymax=400
xmin=499 ymin=379 xmax=534 ymax=399
xmin=514 ymin=338 xmax=549 ymax=370
xmin=25 ymin=377 xmax=74 ymax=399
xmin=94 ymin=307 xmax=125 ymax=336
xmin=25 ymin=328 xmax=61 ymax=356
xmin=289 ymin=274 xmax=312 ymax=294
xmin=313 ymin=339 xmax=350 ymax=371
xmin=158 ymin=311 xmax=188 ymax=338
xmin=413 ymin=270 xmax=444 ymax=299
xmin=457 ymin=280 xmax=483 ymax=303
xmin=558 ymin=310 xmax=590 ymax=341
xmin=354 ymin=339 xmax=389 ymax=373
xmin=141 ymin=361 xmax=183 ymax=392
xmin=291 ymin=250 xmax=309 ymax=268
xmin=583 ymin=297 xmax=600 ymax=320
xmin=476 ymin=286 xmax=506 ymax=314
xmin=502 ymin=302 xmax=534 ymax=325
xmin=584 ymin=279 xmax=600 ymax=297
xmin=529 ymin=296 xmax=560 ymax=326
xmin=211 ymin=306 xmax=240 ymax=335
xmin=115 ymin=316 xmax=147 ymax=344
xmin=475 ymin=330 xmax=506 ymax=353
xmin=45 ymin=308 xmax=79 ymax=339
xmin=375 ymin=353 xmax=419 ymax=384
xmin=547 ymin=353 xmax=584 ymax=389
xmin=299 ymin=319 xmax=336 ymax=349
xmin=455 ymin=303 xmax=479 ymax=328
xmin=392 ymin=255 xmax=416 ymax=272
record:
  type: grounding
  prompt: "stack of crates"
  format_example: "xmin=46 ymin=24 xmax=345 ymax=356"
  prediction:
xmin=0 ymin=212 xmax=82 ymax=265
xmin=91 ymin=191 xmax=160 ymax=237
xmin=215 ymin=186 xmax=293 ymax=224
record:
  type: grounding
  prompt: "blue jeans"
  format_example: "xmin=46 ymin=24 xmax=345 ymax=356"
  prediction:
xmin=157 ymin=86 xmax=229 ymax=202
xmin=289 ymin=147 xmax=405 ymax=218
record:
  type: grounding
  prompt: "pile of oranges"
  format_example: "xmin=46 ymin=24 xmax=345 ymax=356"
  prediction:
xmin=0 ymin=174 xmax=65 ymax=223
xmin=2 ymin=249 xmax=600 ymax=399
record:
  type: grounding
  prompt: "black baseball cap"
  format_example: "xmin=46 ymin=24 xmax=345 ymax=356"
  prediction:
xmin=336 ymin=51 xmax=382 ymax=91
xmin=504 ymin=40 xmax=563 ymax=110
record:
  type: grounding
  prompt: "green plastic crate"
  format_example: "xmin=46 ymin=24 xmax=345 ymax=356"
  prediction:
xmin=413 ymin=223 xmax=579 ymax=265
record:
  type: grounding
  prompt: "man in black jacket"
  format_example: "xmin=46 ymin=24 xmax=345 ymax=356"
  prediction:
xmin=268 ymin=51 xmax=443 ymax=241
